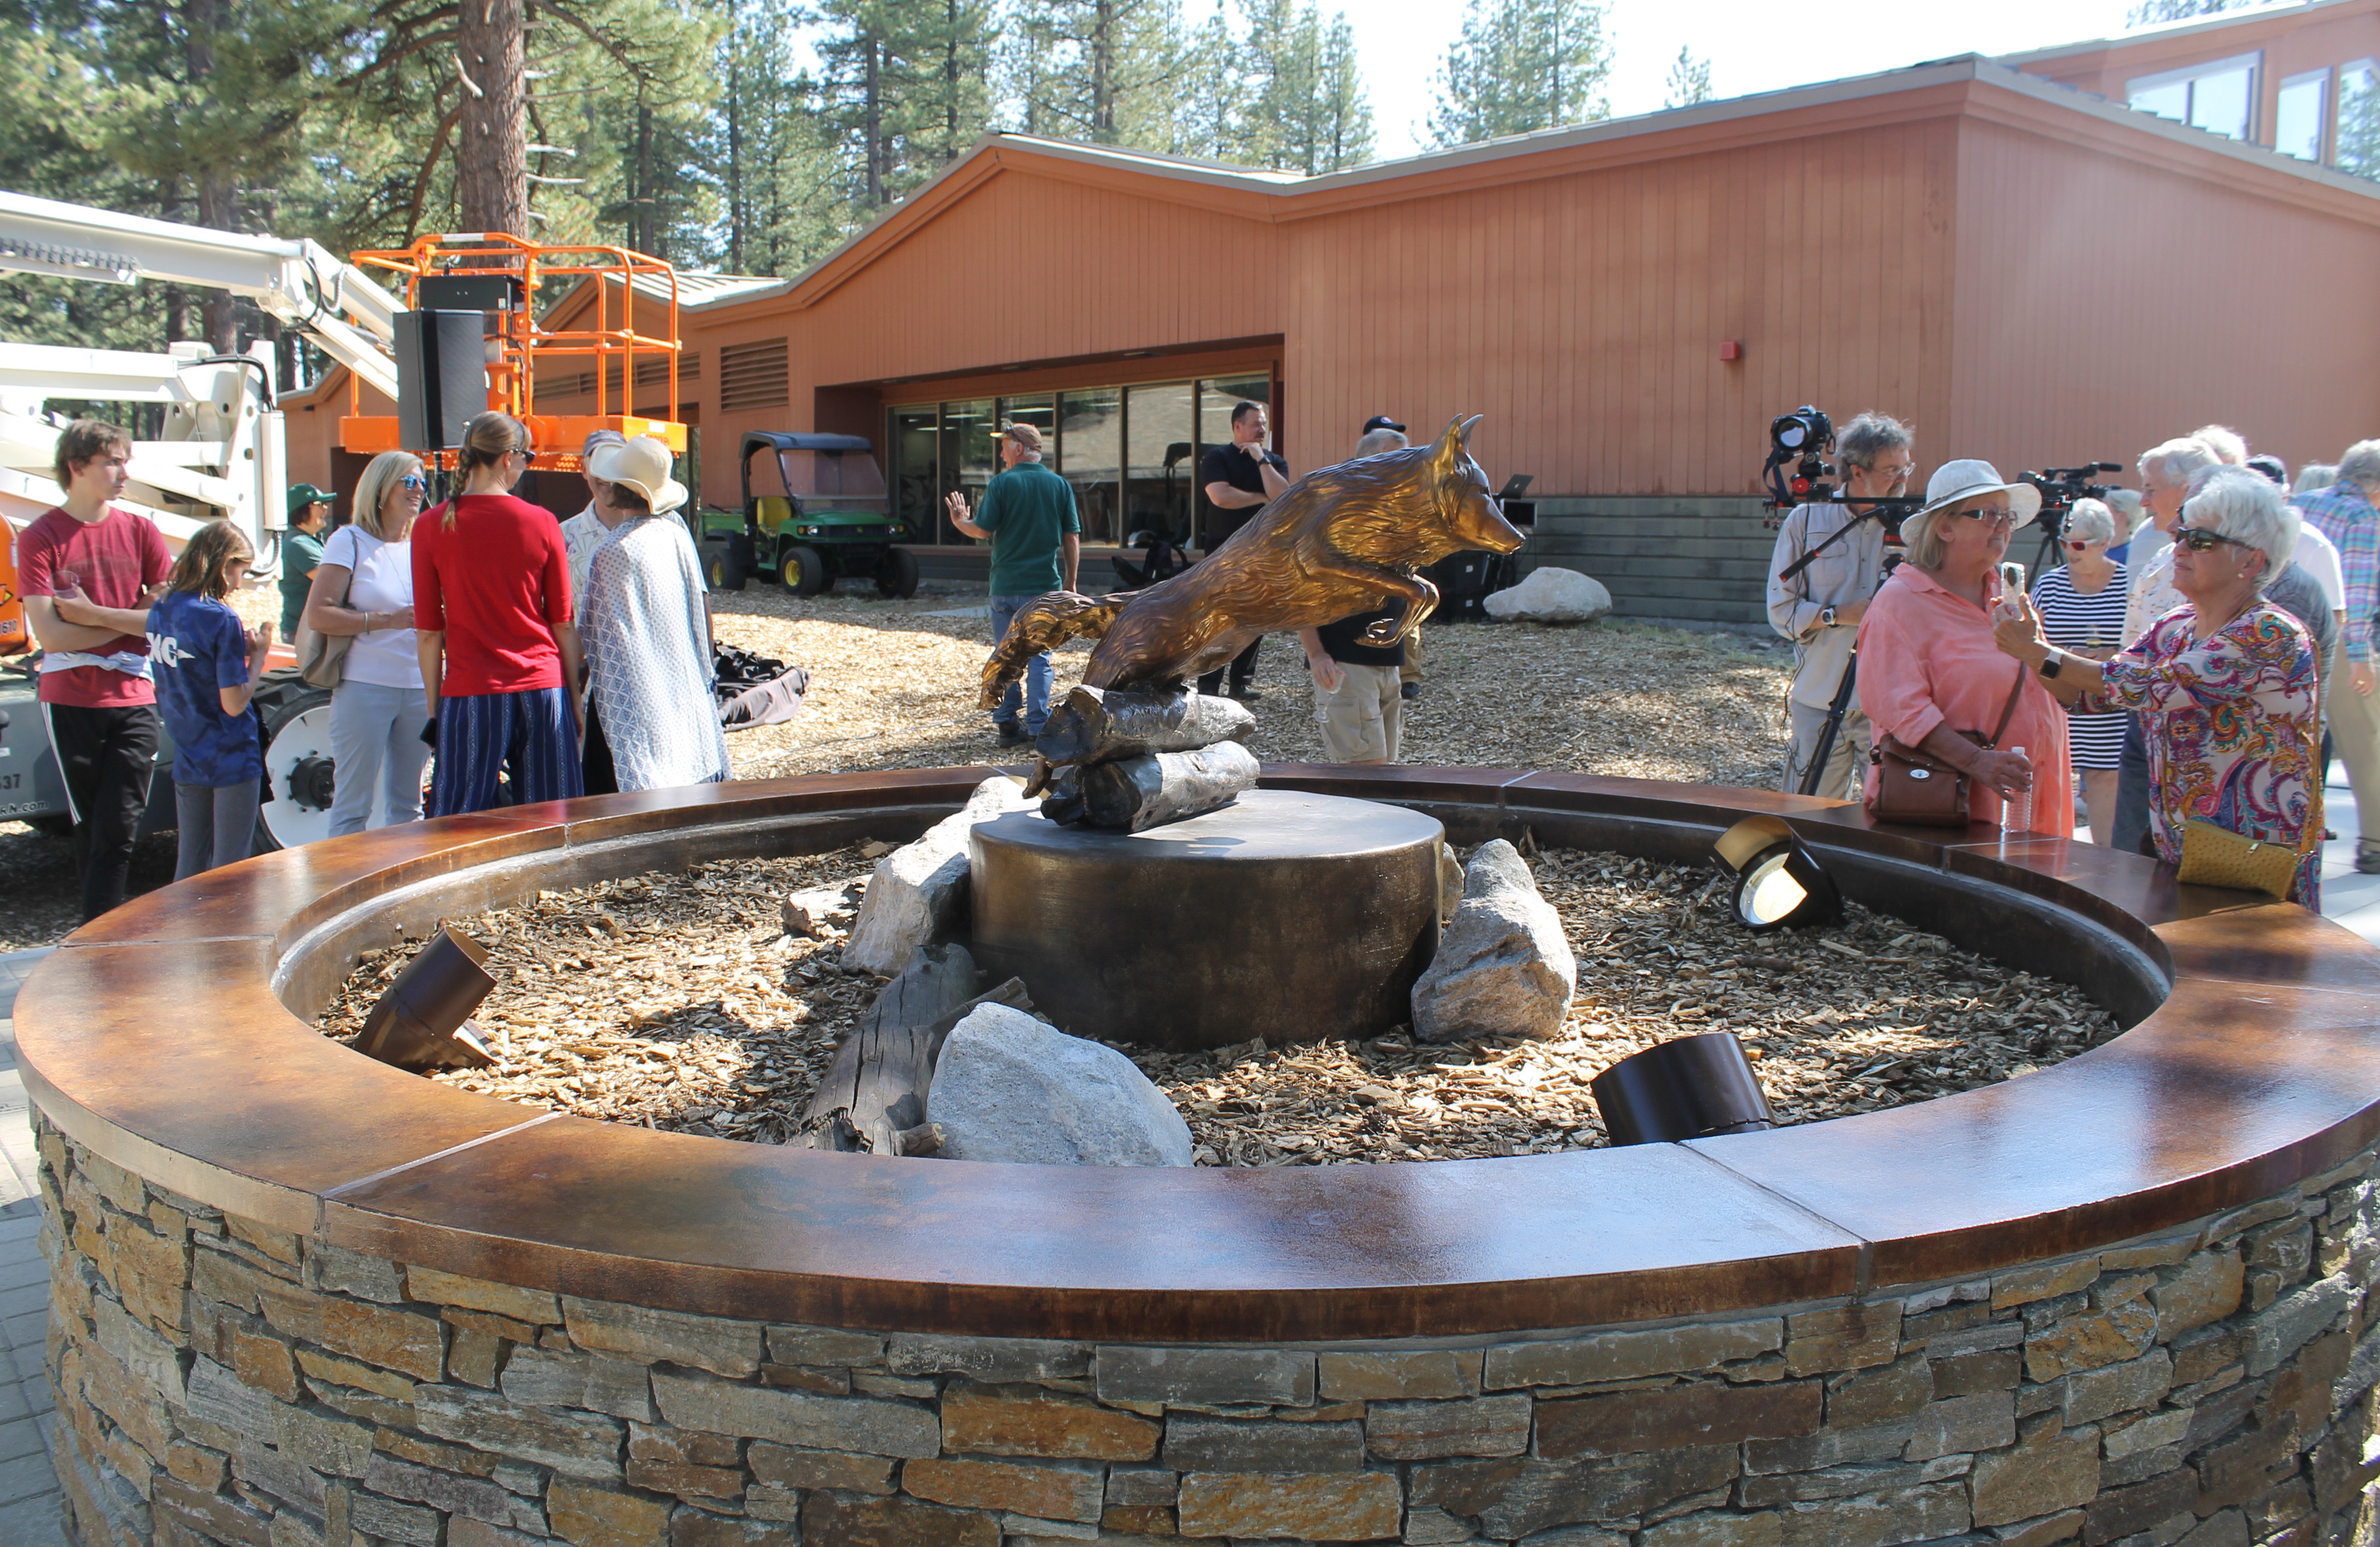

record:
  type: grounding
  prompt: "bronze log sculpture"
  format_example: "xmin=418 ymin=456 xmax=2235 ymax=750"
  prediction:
xmin=981 ymin=416 xmax=1526 ymax=711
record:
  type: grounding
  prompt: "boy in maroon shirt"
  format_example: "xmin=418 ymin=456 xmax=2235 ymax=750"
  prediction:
xmin=20 ymin=420 xmax=174 ymax=921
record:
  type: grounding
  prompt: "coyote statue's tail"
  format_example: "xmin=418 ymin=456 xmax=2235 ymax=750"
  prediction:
xmin=979 ymin=592 xmax=1126 ymax=710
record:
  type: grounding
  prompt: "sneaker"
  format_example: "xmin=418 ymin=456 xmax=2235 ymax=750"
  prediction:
xmin=1400 ymin=681 xmax=1422 ymax=700
xmin=994 ymin=721 xmax=1026 ymax=745
xmin=2358 ymin=841 xmax=2380 ymax=875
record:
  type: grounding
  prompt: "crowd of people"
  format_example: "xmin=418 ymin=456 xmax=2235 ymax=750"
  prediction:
xmin=20 ymin=397 xmax=2374 ymax=925
xmin=1768 ymin=415 xmax=2355 ymax=908
xmin=17 ymin=412 xmax=732 ymax=917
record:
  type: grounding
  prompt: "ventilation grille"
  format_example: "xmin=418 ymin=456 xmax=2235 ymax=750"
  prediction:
xmin=719 ymin=338 xmax=789 ymax=412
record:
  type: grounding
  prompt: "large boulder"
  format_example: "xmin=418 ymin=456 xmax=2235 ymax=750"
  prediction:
xmin=929 ymin=1004 xmax=1194 ymax=1166
xmin=1485 ymin=566 xmax=1611 ymax=624
xmin=843 ymin=777 xmax=1033 ymax=976
xmin=1412 ymin=840 xmax=1578 ymax=1043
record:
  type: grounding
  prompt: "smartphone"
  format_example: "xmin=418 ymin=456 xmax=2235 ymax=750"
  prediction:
xmin=1998 ymin=561 xmax=2026 ymax=596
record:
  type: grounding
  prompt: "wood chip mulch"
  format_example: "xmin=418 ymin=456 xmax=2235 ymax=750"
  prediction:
xmin=312 ymin=840 xmax=2119 ymax=1164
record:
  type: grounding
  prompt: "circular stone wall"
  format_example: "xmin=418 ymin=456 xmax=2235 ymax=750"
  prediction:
xmin=21 ymin=765 xmax=2380 ymax=1547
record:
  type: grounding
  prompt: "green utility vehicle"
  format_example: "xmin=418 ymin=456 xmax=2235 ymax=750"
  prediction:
xmin=697 ymin=432 xmax=918 ymax=599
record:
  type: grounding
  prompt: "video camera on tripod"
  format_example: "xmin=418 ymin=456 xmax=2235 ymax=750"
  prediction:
xmin=1760 ymin=406 xmax=1927 ymax=581
xmin=2015 ymin=462 xmax=2125 ymax=570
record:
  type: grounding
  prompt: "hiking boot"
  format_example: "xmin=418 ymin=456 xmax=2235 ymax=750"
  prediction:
xmin=1229 ymin=682 xmax=1264 ymax=702
xmin=994 ymin=721 xmax=1026 ymax=745
xmin=1401 ymin=681 xmax=1422 ymax=700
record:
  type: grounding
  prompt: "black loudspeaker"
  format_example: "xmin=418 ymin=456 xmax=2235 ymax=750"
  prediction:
xmin=393 ymin=310 xmax=487 ymax=451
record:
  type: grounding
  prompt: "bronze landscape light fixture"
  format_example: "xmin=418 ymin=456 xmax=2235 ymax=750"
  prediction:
xmin=1589 ymin=1032 xmax=1777 ymax=1145
xmin=1713 ymin=815 xmax=1842 ymax=934
xmin=355 ymin=927 xmax=499 ymax=1073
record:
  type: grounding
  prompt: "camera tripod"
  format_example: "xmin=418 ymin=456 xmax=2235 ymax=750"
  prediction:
xmin=1791 ymin=546 xmax=1904 ymax=800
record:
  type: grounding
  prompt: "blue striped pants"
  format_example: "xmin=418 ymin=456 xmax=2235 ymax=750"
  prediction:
xmin=428 ymin=687 xmax=583 ymax=818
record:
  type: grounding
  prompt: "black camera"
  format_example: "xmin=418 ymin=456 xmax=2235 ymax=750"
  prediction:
xmin=2017 ymin=462 xmax=2124 ymax=566
xmin=1763 ymin=406 xmax=1837 ymax=512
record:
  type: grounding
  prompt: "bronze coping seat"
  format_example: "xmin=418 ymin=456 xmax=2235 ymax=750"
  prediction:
xmin=17 ymin=765 xmax=2380 ymax=1345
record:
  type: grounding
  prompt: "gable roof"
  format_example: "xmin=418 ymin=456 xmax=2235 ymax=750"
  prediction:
xmin=760 ymin=50 xmax=2380 ymax=314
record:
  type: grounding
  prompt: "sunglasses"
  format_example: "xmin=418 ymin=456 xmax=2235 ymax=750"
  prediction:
xmin=1954 ymin=507 xmax=2017 ymax=526
xmin=398 ymin=474 xmax=427 ymax=491
xmin=2065 ymin=538 xmax=2094 ymax=551
xmin=2177 ymin=527 xmax=2250 ymax=553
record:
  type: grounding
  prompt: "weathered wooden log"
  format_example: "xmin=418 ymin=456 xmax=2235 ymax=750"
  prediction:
xmin=1035 ymin=685 xmax=1254 ymax=767
xmin=1042 ymin=740 xmax=1260 ymax=831
xmin=794 ymin=946 xmax=1035 ymax=1154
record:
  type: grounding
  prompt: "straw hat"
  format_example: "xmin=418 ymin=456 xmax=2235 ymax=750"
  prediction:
xmin=586 ymin=435 xmax=687 ymax=515
xmin=1902 ymin=459 xmax=2041 ymax=557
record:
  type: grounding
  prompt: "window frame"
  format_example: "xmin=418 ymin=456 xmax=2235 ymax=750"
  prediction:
xmin=2125 ymin=50 xmax=2264 ymax=143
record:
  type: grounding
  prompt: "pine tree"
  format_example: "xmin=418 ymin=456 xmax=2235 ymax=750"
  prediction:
xmin=1663 ymin=46 xmax=1710 ymax=109
xmin=1242 ymin=1 xmax=1372 ymax=174
xmin=2127 ymin=0 xmax=2251 ymax=23
xmin=1001 ymin=0 xmax=1183 ymax=149
xmin=1425 ymin=0 xmax=1610 ymax=150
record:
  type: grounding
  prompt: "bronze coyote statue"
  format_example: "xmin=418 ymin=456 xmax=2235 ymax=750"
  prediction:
xmin=981 ymin=416 xmax=1525 ymax=709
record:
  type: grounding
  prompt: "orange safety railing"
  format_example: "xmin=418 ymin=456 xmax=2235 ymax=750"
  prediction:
xmin=339 ymin=232 xmax=687 ymax=469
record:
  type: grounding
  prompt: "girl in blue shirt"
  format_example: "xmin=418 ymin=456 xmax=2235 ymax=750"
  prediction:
xmin=146 ymin=521 xmax=273 ymax=879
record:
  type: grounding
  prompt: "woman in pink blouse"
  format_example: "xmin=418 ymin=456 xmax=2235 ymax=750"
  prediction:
xmin=1994 ymin=466 xmax=2320 ymax=906
xmin=1855 ymin=460 xmax=2072 ymax=835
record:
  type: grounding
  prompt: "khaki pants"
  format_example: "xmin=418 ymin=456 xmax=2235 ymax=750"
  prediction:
xmin=1315 ymin=662 xmax=1404 ymax=763
xmin=1401 ymin=627 xmax=1424 ymax=685
xmin=2329 ymin=663 xmax=2380 ymax=848
xmin=1781 ymin=698 xmax=1871 ymax=802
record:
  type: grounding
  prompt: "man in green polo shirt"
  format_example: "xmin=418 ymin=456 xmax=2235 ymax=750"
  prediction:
xmin=946 ymin=422 xmax=1080 ymax=743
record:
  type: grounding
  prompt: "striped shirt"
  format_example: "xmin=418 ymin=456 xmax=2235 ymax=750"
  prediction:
xmin=2297 ymin=482 xmax=2379 ymax=661
xmin=2034 ymin=563 xmax=2130 ymax=770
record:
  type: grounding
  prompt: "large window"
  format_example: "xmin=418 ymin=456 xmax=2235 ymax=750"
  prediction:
xmin=888 ymin=372 xmax=1273 ymax=551
xmin=2129 ymin=52 xmax=2260 ymax=141
xmin=2277 ymin=68 xmax=2328 ymax=161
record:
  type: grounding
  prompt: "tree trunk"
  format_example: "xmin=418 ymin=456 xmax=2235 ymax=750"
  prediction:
xmin=725 ymin=0 xmax=745 ymax=269
xmin=457 ymin=0 xmax=528 ymax=236
xmin=864 ymin=34 xmax=884 ymax=206
xmin=1091 ymin=1 xmax=1115 ymax=140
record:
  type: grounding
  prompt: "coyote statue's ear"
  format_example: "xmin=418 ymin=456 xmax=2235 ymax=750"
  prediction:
xmin=1431 ymin=416 xmax=1485 ymax=475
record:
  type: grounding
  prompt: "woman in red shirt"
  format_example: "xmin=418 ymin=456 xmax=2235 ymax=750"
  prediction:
xmin=411 ymin=413 xmax=586 ymax=816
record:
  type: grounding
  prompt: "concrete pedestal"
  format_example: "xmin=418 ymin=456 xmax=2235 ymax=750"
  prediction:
xmin=967 ymin=790 xmax=1443 ymax=1049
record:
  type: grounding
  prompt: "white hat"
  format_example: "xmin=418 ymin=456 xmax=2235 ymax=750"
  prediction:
xmin=1910 ymin=459 xmax=2041 ymax=525
xmin=586 ymin=435 xmax=687 ymax=515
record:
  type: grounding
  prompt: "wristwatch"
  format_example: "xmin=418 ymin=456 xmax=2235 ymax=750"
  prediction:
xmin=1820 ymin=605 xmax=1838 ymax=628
xmin=2038 ymin=649 xmax=2064 ymax=680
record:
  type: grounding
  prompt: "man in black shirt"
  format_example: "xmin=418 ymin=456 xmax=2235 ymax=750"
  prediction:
xmin=1196 ymin=400 xmax=1288 ymax=698
xmin=1299 ymin=603 xmax=1404 ymax=764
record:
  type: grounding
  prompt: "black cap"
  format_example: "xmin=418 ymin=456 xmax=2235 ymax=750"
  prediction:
xmin=2247 ymin=454 xmax=2289 ymax=487
xmin=1362 ymin=415 xmax=1406 ymax=434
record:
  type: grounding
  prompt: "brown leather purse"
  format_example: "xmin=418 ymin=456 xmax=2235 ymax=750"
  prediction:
xmin=1869 ymin=668 xmax=2028 ymax=828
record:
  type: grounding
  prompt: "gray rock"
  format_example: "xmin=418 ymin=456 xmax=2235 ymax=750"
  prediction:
xmin=1412 ymin=840 xmax=1577 ymax=1043
xmin=844 ymin=778 xmax=1032 ymax=975
xmin=1438 ymin=842 xmax=1464 ymax=926
xmin=1485 ymin=566 xmax=1612 ymax=624
xmin=929 ymin=1004 xmax=1194 ymax=1166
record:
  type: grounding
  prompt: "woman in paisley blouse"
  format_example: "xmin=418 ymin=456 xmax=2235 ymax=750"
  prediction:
xmin=1993 ymin=465 xmax=2320 ymax=906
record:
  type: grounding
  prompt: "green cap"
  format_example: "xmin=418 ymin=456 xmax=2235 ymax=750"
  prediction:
xmin=287 ymin=484 xmax=333 ymax=518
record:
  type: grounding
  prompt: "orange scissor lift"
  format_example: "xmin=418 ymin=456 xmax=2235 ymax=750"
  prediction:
xmin=336 ymin=232 xmax=687 ymax=470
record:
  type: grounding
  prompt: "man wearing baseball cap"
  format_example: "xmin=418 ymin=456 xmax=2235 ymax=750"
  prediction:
xmin=947 ymin=422 xmax=1080 ymax=743
xmin=280 ymin=484 xmax=333 ymax=640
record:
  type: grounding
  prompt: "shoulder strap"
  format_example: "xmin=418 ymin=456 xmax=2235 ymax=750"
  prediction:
xmin=1983 ymin=665 xmax=2028 ymax=749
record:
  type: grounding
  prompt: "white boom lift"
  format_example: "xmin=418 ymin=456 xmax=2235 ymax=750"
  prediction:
xmin=0 ymin=188 xmax=403 ymax=568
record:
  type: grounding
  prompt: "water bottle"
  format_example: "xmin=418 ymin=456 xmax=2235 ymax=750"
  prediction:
xmin=2003 ymin=747 xmax=2026 ymax=838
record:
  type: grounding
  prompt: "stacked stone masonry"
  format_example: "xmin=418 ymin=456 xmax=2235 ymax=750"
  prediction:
xmin=37 ymin=1111 xmax=2380 ymax=1547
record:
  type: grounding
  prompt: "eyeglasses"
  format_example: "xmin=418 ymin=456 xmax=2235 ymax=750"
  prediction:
xmin=2177 ymin=527 xmax=2251 ymax=553
xmin=1955 ymin=507 xmax=2017 ymax=526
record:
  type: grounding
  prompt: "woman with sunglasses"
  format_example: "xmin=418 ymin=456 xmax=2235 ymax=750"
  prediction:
xmin=1995 ymin=466 xmax=2320 ymax=905
xmin=2030 ymin=498 xmax=2129 ymax=844
xmin=302 ymin=451 xmax=433 ymax=836
xmin=1854 ymin=459 xmax=2072 ymax=835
